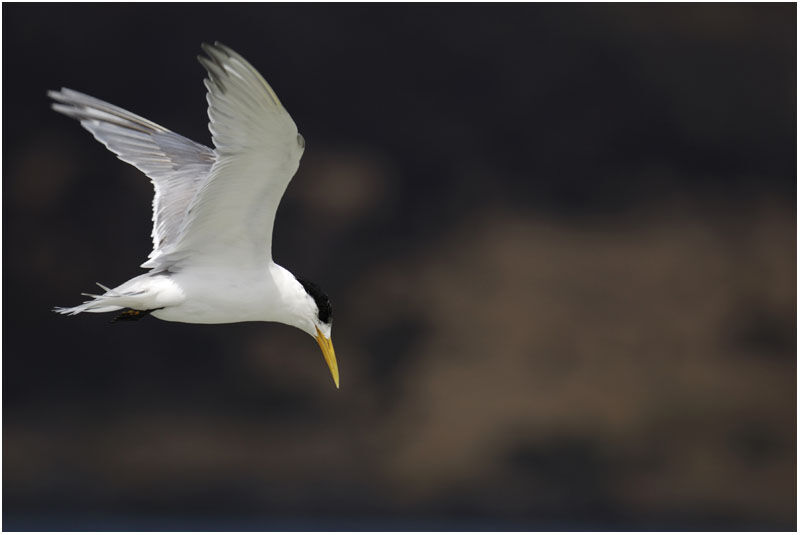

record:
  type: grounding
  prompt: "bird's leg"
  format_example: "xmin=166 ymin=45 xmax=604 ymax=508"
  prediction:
xmin=111 ymin=308 xmax=161 ymax=323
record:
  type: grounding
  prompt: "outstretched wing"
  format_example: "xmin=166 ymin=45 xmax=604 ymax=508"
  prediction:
xmin=48 ymin=88 xmax=216 ymax=261
xmin=147 ymin=42 xmax=304 ymax=270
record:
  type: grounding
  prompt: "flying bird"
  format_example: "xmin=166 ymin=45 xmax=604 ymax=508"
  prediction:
xmin=50 ymin=42 xmax=339 ymax=388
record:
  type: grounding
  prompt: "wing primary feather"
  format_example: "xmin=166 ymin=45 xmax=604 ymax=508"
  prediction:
xmin=49 ymin=88 xmax=168 ymax=133
xmin=48 ymin=87 xmax=216 ymax=262
xmin=197 ymin=55 xmax=227 ymax=94
xmin=50 ymin=103 xmax=155 ymax=135
xmin=51 ymin=44 xmax=304 ymax=272
xmin=164 ymin=43 xmax=303 ymax=268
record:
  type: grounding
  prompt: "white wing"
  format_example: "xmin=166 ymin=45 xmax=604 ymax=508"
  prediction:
xmin=49 ymin=88 xmax=215 ymax=260
xmin=147 ymin=42 xmax=304 ymax=270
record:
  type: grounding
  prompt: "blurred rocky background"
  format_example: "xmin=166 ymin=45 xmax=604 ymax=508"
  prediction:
xmin=3 ymin=3 xmax=795 ymax=530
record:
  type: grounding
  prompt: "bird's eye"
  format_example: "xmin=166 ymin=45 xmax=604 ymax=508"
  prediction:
xmin=297 ymin=133 xmax=305 ymax=149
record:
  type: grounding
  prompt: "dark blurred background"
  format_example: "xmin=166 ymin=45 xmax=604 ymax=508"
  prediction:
xmin=3 ymin=2 xmax=796 ymax=531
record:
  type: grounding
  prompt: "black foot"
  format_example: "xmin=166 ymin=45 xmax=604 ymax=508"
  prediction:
xmin=111 ymin=308 xmax=159 ymax=323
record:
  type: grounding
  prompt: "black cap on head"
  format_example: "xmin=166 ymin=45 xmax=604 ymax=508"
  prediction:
xmin=297 ymin=278 xmax=332 ymax=324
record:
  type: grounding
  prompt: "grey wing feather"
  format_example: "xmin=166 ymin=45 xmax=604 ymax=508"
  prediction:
xmin=48 ymin=88 xmax=216 ymax=261
xmin=154 ymin=42 xmax=303 ymax=270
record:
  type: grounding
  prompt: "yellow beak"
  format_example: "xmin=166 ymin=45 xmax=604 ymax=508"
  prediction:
xmin=315 ymin=326 xmax=339 ymax=389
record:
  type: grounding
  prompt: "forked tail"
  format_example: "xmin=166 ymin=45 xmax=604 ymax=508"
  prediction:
xmin=54 ymin=282 xmax=145 ymax=315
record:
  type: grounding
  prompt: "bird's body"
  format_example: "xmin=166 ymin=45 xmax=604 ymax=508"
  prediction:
xmin=93 ymin=263 xmax=301 ymax=325
xmin=51 ymin=43 xmax=339 ymax=387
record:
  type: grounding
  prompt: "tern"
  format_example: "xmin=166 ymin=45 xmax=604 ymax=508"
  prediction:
xmin=50 ymin=42 xmax=339 ymax=388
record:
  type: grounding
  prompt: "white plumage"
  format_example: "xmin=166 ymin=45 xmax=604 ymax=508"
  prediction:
xmin=50 ymin=42 xmax=339 ymax=388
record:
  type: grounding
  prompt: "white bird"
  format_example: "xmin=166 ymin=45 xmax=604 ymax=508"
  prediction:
xmin=50 ymin=42 xmax=339 ymax=388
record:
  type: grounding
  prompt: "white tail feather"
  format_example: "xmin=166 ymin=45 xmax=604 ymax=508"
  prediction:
xmin=54 ymin=282 xmax=128 ymax=315
xmin=54 ymin=303 xmax=124 ymax=315
xmin=54 ymin=276 xmax=179 ymax=316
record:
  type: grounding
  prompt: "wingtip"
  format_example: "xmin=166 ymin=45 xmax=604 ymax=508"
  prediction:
xmin=203 ymin=41 xmax=231 ymax=53
xmin=200 ymin=42 xmax=226 ymax=61
xmin=47 ymin=88 xmax=72 ymax=104
xmin=197 ymin=51 xmax=228 ymax=93
xmin=201 ymin=42 xmax=236 ymax=66
xmin=212 ymin=41 xmax=235 ymax=57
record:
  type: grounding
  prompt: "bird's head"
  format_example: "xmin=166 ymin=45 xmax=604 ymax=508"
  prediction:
xmin=295 ymin=278 xmax=338 ymax=388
